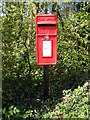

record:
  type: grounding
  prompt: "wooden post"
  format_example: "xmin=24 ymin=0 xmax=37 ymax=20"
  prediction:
xmin=43 ymin=65 xmax=49 ymax=100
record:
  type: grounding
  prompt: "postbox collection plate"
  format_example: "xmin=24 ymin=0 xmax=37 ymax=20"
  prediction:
xmin=36 ymin=14 xmax=57 ymax=65
xmin=43 ymin=40 xmax=52 ymax=57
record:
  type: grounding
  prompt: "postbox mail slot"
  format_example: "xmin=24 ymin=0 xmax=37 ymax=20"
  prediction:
xmin=37 ymin=24 xmax=56 ymax=34
xmin=38 ymin=24 xmax=56 ymax=27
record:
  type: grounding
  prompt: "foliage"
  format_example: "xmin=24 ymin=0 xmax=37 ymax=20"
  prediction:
xmin=2 ymin=82 xmax=88 ymax=119
xmin=42 ymin=82 xmax=88 ymax=119
xmin=58 ymin=11 xmax=89 ymax=71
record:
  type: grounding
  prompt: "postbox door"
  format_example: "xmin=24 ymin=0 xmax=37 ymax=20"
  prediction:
xmin=37 ymin=35 xmax=57 ymax=65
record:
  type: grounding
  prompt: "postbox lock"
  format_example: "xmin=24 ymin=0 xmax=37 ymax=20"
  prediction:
xmin=45 ymin=35 xmax=49 ymax=40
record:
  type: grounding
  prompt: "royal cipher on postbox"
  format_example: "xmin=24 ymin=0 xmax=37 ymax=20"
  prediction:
xmin=36 ymin=14 xmax=57 ymax=65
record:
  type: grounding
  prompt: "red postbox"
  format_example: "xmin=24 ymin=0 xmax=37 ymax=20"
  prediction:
xmin=36 ymin=14 xmax=57 ymax=65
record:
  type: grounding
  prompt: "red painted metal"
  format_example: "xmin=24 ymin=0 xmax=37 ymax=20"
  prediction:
xmin=36 ymin=14 xmax=57 ymax=65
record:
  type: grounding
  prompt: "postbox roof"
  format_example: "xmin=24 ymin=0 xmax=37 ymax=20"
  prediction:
xmin=36 ymin=14 xmax=57 ymax=25
xmin=36 ymin=14 xmax=57 ymax=16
